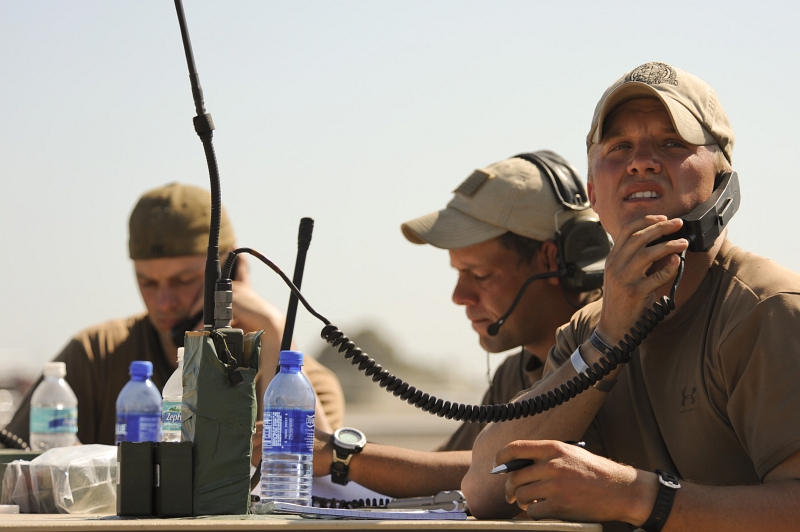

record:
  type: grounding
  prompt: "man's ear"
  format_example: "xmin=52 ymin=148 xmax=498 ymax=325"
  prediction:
xmin=587 ymin=181 xmax=596 ymax=210
xmin=538 ymin=241 xmax=561 ymax=286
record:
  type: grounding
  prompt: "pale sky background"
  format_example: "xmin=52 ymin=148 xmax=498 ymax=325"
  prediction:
xmin=1 ymin=1 xmax=799 ymax=392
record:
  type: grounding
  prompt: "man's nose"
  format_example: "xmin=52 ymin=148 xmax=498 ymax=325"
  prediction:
xmin=626 ymin=142 xmax=661 ymax=176
xmin=156 ymin=285 xmax=177 ymax=310
xmin=452 ymin=277 xmax=478 ymax=306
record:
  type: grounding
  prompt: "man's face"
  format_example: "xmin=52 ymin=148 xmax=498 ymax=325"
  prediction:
xmin=588 ymin=98 xmax=718 ymax=240
xmin=450 ymin=238 xmax=545 ymax=353
xmin=134 ymin=255 xmax=206 ymax=334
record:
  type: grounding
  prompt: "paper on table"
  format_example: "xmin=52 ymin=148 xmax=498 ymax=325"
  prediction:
xmin=251 ymin=472 xmax=390 ymax=502
xmin=261 ymin=501 xmax=468 ymax=520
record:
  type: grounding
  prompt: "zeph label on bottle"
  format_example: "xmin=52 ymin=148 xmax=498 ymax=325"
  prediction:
xmin=263 ymin=408 xmax=314 ymax=454
xmin=161 ymin=401 xmax=182 ymax=432
xmin=30 ymin=407 xmax=77 ymax=433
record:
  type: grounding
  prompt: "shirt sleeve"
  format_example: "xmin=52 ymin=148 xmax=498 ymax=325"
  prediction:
xmin=543 ymin=303 xmax=599 ymax=379
xmin=719 ymin=293 xmax=800 ymax=479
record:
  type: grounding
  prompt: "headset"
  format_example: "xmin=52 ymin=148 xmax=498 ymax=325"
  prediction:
xmin=486 ymin=151 xmax=611 ymax=336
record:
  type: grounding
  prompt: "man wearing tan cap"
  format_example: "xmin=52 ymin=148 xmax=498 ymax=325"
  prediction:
xmin=465 ymin=62 xmax=800 ymax=531
xmin=312 ymin=152 xmax=610 ymax=497
xmin=6 ymin=183 xmax=344 ymax=447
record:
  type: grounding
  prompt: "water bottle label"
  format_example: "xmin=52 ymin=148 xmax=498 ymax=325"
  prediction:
xmin=263 ymin=408 xmax=314 ymax=454
xmin=30 ymin=407 xmax=78 ymax=434
xmin=116 ymin=413 xmax=161 ymax=443
xmin=161 ymin=401 xmax=182 ymax=432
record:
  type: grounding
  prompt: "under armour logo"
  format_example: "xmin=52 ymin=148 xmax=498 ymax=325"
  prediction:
xmin=681 ymin=386 xmax=697 ymax=408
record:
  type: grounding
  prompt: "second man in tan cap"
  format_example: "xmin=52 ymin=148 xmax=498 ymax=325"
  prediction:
xmin=312 ymin=151 xmax=609 ymax=497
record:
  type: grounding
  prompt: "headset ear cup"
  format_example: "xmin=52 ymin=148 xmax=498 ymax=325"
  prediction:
xmin=559 ymin=219 xmax=612 ymax=291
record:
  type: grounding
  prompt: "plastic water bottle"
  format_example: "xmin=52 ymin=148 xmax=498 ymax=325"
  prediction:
xmin=161 ymin=348 xmax=184 ymax=443
xmin=29 ymin=362 xmax=79 ymax=450
xmin=115 ymin=361 xmax=162 ymax=443
xmin=260 ymin=350 xmax=315 ymax=506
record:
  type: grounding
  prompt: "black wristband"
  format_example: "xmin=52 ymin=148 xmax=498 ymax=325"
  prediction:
xmin=589 ymin=330 xmax=618 ymax=392
xmin=641 ymin=470 xmax=681 ymax=532
xmin=589 ymin=329 xmax=613 ymax=356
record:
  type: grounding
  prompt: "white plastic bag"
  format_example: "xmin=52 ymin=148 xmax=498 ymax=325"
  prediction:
xmin=1 ymin=460 xmax=36 ymax=513
xmin=29 ymin=445 xmax=117 ymax=514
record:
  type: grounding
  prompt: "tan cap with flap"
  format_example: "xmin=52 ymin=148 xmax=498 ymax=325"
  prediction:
xmin=401 ymin=156 xmax=599 ymax=249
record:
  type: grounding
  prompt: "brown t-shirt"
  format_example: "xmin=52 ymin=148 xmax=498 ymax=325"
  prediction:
xmin=545 ymin=240 xmax=800 ymax=484
xmin=6 ymin=314 xmax=345 ymax=446
xmin=439 ymin=349 xmax=544 ymax=452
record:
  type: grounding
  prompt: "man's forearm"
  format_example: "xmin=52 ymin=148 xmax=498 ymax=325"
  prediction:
xmin=660 ymin=480 xmax=800 ymax=531
xmin=463 ymin=341 xmax=616 ymax=518
xmin=345 ymin=446 xmax=471 ymax=498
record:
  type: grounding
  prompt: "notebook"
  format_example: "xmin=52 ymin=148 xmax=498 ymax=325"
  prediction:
xmin=261 ymin=501 xmax=468 ymax=520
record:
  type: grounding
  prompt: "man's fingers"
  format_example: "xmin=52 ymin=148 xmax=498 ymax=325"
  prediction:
xmin=495 ymin=440 xmax=554 ymax=470
xmin=607 ymin=218 xmax=685 ymax=271
xmin=509 ymin=476 xmax=552 ymax=511
xmin=504 ymin=465 xmax=542 ymax=504
xmin=610 ymin=215 xmax=670 ymax=249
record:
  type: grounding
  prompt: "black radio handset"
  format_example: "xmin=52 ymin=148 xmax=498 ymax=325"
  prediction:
xmin=649 ymin=171 xmax=740 ymax=252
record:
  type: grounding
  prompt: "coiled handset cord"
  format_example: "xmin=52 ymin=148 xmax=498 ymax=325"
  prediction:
xmin=224 ymin=248 xmax=687 ymax=423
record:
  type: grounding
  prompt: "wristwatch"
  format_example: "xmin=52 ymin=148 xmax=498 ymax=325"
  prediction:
xmin=330 ymin=427 xmax=367 ymax=485
xmin=640 ymin=469 xmax=681 ymax=532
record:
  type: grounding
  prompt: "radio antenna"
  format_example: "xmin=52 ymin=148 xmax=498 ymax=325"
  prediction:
xmin=174 ymin=0 xmax=221 ymax=329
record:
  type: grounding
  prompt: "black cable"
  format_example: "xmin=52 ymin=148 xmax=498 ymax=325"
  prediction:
xmin=222 ymin=248 xmax=330 ymax=325
xmin=226 ymin=246 xmax=687 ymax=424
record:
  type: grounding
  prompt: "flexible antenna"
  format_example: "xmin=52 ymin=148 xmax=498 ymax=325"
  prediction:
xmin=174 ymin=0 xmax=221 ymax=329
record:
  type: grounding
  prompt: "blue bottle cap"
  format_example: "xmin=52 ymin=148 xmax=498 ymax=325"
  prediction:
xmin=130 ymin=360 xmax=154 ymax=378
xmin=278 ymin=350 xmax=304 ymax=367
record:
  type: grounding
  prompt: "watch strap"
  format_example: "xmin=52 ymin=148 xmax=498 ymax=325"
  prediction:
xmin=329 ymin=433 xmax=365 ymax=485
xmin=330 ymin=460 xmax=351 ymax=485
xmin=589 ymin=330 xmax=618 ymax=392
xmin=641 ymin=469 xmax=681 ymax=532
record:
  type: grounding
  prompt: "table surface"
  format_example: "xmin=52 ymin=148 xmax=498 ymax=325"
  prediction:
xmin=1 ymin=514 xmax=602 ymax=532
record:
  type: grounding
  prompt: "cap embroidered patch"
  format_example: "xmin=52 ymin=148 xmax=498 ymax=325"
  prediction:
xmin=625 ymin=62 xmax=678 ymax=86
xmin=454 ymin=169 xmax=492 ymax=197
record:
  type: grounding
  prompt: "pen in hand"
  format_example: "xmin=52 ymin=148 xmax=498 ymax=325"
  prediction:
xmin=489 ymin=441 xmax=586 ymax=474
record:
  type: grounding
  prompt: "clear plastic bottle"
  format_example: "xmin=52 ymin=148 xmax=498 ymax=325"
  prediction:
xmin=260 ymin=350 xmax=315 ymax=506
xmin=29 ymin=362 xmax=79 ymax=450
xmin=161 ymin=348 xmax=184 ymax=443
xmin=115 ymin=361 xmax=162 ymax=443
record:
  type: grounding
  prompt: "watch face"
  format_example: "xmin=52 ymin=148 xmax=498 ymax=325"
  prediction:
xmin=334 ymin=427 xmax=366 ymax=450
xmin=339 ymin=430 xmax=362 ymax=444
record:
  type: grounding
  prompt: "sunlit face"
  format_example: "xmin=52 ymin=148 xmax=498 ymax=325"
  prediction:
xmin=588 ymin=98 xmax=718 ymax=240
xmin=449 ymin=238 xmax=545 ymax=353
xmin=134 ymin=255 xmax=206 ymax=334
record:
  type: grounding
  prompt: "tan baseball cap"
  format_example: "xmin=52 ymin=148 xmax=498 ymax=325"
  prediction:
xmin=401 ymin=154 xmax=600 ymax=249
xmin=587 ymin=61 xmax=734 ymax=164
xmin=129 ymin=183 xmax=236 ymax=259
